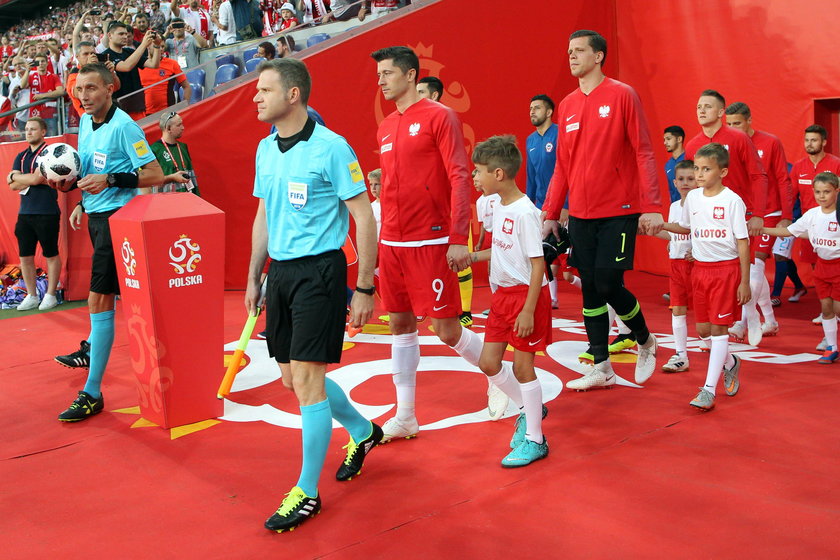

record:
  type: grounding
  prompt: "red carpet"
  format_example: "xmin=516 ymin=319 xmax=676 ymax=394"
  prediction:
xmin=3 ymin=272 xmax=839 ymax=559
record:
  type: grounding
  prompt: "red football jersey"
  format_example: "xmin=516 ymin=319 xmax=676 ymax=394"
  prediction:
xmin=377 ymin=98 xmax=471 ymax=246
xmin=750 ymin=129 xmax=794 ymax=220
xmin=28 ymin=71 xmax=61 ymax=119
xmin=685 ymin=125 xmax=768 ymax=217
xmin=543 ymin=77 xmax=660 ymax=221
xmin=790 ymin=153 xmax=840 ymax=211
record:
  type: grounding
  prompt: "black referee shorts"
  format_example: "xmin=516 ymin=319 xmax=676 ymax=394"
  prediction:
xmin=266 ymin=250 xmax=348 ymax=364
xmin=568 ymin=214 xmax=640 ymax=271
xmin=15 ymin=213 xmax=60 ymax=258
xmin=87 ymin=210 xmax=120 ymax=295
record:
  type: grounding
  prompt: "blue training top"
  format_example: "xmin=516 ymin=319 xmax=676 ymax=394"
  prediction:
xmin=78 ymin=104 xmax=156 ymax=213
xmin=526 ymin=123 xmax=558 ymax=210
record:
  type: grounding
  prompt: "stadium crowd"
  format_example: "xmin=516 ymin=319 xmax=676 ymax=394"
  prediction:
xmin=0 ymin=0 xmax=410 ymax=135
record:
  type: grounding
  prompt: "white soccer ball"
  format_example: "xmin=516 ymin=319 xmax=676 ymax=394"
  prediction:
xmin=38 ymin=143 xmax=81 ymax=188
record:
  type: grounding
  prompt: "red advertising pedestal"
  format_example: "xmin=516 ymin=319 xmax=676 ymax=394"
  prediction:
xmin=109 ymin=193 xmax=224 ymax=428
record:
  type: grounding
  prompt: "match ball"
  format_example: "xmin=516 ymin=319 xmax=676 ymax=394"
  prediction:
xmin=38 ymin=143 xmax=81 ymax=189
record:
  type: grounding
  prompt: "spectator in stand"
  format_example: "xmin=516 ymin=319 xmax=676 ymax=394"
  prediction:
xmin=8 ymin=59 xmax=30 ymax=130
xmin=139 ymin=48 xmax=191 ymax=115
xmin=132 ymin=13 xmax=152 ymax=46
xmin=230 ymin=0 xmax=264 ymax=41
xmin=323 ymin=0 xmax=368 ymax=22
xmin=165 ymin=18 xmax=208 ymax=69
xmin=7 ymin=117 xmax=61 ymax=311
xmin=298 ymin=0 xmax=328 ymax=23
xmin=278 ymin=3 xmax=299 ymax=30
xmin=276 ymin=34 xmax=295 ymax=58
xmin=212 ymin=0 xmax=238 ymax=45
xmin=67 ymin=41 xmax=121 ymax=118
xmin=172 ymin=0 xmax=214 ymax=46
xmin=0 ymin=36 xmax=14 ymax=59
xmin=370 ymin=0 xmax=398 ymax=18
xmin=102 ymin=21 xmax=162 ymax=120
xmin=257 ymin=41 xmax=276 ymax=60
xmin=28 ymin=54 xmax=64 ymax=136
xmin=45 ymin=38 xmax=69 ymax=83
xmin=149 ymin=1 xmax=172 ymax=34
xmin=151 ymin=111 xmax=200 ymax=194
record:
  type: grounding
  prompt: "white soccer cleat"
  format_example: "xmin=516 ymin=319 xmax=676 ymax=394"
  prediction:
xmin=380 ymin=416 xmax=419 ymax=443
xmin=487 ymin=382 xmax=510 ymax=421
xmin=761 ymin=322 xmax=779 ymax=336
xmin=816 ymin=337 xmax=829 ymax=352
xmin=662 ymin=353 xmax=689 ymax=373
xmin=813 ymin=314 xmax=822 ymax=325
xmin=728 ymin=322 xmax=746 ymax=341
xmin=566 ymin=361 xmax=616 ymax=391
xmin=635 ymin=334 xmax=658 ymax=384
xmin=17 ymin=294 xmax=40 ymax=311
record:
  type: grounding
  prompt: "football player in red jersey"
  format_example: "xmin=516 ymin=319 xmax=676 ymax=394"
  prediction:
xmin=371 ymin=46 xmax=509 ymax=441
xmin=542 ymin=30 xmax=662 ymax=391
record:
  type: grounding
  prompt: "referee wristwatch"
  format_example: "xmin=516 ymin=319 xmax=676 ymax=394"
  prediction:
xmin=106 ymin=173 xmax=117 ymax=187
xmin=355 ymin=285 xmax=375 ymax=296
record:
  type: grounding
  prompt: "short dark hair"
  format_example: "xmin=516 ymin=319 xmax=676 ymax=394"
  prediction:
xmin=258 ymin=58 xmax=311 ymax=104
xmin=814 ymin=171 xmax=839 ymax=188
xmin=277 ymin=34 xmax=296 ymax=52
xmin=418 ymin=76 xmax=443 ymax=100
xmin=370 ymin=46 xmax=419 ymax=80
xmin=472 ymin=135 xmax=522 ymax=178
xmin=664 ymin=125 xmax=685 ymax=140
xmin=26 ymin=116 xmax=47 ymax=131
xmin=569 ymin=29 xmax=607 ymax=65
xmin=258 ymin=41 xmax=276 ymax=59
xmin=806 ymin=124 xmax=828 ymax=140
xmin=531 ymin=94 xmax=555 ymax=112
xmin=695 ymin=143 xmax=729 ymax=169
xmin=78 ymin=62 xmax=115 ymax=86
xmin=675 ymin=159 xmax=694 ymax=172
xmin=107 ymin=20 xmax=127 ymax=33
xmin=700 ymin=89 xmax=725 ymax=107
xmin=725 ymin=101 xmax=751 ymax=118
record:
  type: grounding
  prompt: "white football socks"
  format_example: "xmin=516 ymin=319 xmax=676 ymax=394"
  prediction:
xmin=822 ymin=317 xmax=838 ymax=349
xmin=392 ymin=331 xmax=420 ymax=421
xmin=451 ymin=325 xmax=483 ymax=367
xmin=519 ymin=379 xmax=543 ymax=443
xmin=548 ymin=277 xmax=558 ymax=302
xmin=751 ymin=259 xmax=776 ymax=324
xmin=672 ymin=314 xmax=688 ymax=355
xmin=704 ymin=334 xmax=732 ymax=395
xmin=487 ymin=362 xmax=523 ymax=408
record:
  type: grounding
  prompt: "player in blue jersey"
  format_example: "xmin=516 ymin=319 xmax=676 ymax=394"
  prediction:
xmin=526 ymin=94 xmax=558 ymax=210
xmin=50 ymin=63 xmax=163 ymax=422
xmin=246 ymin=58 xmax=381 ymax=534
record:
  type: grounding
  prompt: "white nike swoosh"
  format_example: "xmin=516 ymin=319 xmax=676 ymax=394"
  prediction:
xmin=566 ymin=115 xmax=575 ymax=121
xmin=800 ymin=173 xmax=808 ymax=177
xmin=717 ymin=313 xmax=731 ymax=318
xmin=382 ymin=134 xmax=391 ymax=141
xmin=529 ymin=148 xmax=537 ymax=151
xmin=433 ymin=305 xmax=448 ymax=311
xmin=528 ymin=339 xmax=542 ymax=346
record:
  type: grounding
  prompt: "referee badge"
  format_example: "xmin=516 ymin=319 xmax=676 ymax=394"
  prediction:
xmin=288 ymin=181 xmax=308 ymax=210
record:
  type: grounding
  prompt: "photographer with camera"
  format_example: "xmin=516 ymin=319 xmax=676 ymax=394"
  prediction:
xmin=151 ymin=111 xmax=200 ymax=195
xmin=164 ymin=18 xmax=207 ymax=69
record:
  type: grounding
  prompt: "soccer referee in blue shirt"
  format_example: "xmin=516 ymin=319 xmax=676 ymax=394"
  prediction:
xmin=49 ymin=63 xmax=164 ymax=422
xmin=246 ymin=58 xmax=382 ymax=534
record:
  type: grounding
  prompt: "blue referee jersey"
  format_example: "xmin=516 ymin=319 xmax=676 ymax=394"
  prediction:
xmin=78 ymin=104 xmax=155 ymax=213
xmin=526 ymin=123 xmax=558 ymax=209
xmin=253 ymin=119 xmax=367 ymax=261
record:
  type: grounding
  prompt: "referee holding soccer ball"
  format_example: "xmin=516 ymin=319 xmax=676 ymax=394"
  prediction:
xmin=48 ymin=62 xmax=163 ymax=423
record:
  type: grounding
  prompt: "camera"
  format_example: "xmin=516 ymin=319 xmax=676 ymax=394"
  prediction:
xmin=90 ymin=8 xmax=102 ymax=15
xmin=172 ymin=21 xmax=185 ymax=29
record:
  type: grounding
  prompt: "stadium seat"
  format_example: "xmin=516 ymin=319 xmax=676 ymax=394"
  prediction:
xmin=215 ymin=53 xmax=236 ymax=67
xmin=189 ymin=84 xmax=203 ymax=104
xmin=245 ymin=57 xmax=264 ymax=73
xmin=213 ymin=64 xmax=241 ymax=87
xmin=306 ymin=33 xmax=331 ymax=48
xmin=185 ymin=68 xmax=206 ymax=87
xmin=243 ymin=47 xmax=258 ymax=61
